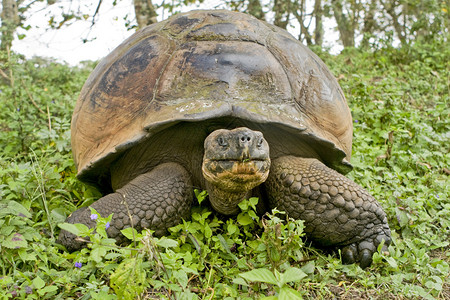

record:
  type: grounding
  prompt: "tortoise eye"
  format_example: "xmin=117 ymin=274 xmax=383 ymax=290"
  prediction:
xmin=217 ymin=137 xmax=228 ymax=147
xmin=257 ymin=137 xmax=264 ymax=147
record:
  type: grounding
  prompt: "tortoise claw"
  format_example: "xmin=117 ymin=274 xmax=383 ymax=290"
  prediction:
xmin=342 ymin=244 xmax=357 ymax=264
xmin=341 ymin=232 xmax=390 ymax=268
xmin=341 ymin=243 xmax=374 ymax=268
xmin=359 ymin=249 xmax=373 ymax=269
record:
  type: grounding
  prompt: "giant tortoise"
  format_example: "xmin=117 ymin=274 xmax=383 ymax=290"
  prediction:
xmin=59 ymin=9 xmax=391 ymax=268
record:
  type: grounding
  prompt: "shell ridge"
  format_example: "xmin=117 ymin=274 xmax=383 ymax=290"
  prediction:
xmin=265 ymin=31 xmax=298 ymax=114
xmin=145 ymin=41 xmax=179 ymax=114
xmin=162 ymin=10 xmax=212 ymax=39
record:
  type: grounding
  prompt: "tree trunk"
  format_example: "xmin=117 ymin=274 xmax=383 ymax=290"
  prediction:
xmin=331 ymin=0 xmax=355 ymax=48
xmin=134 ymin=0 xmax=157 ymax=29
xmin=290 ymin=0 xmax=313 ymax=45
xmin=273 ymin=0 xmax=290 ymax=29
xmin=1 ymin=0 xmax=20 ymax=51
xmin=314 ymin=0 xmax=323 ymax=46
xmin=381 ymin=0 xmax=407 ymax=46
xmin=360 ymin=0 xmax=377 ymax=48
xmin=247 ymin=0 xmax=265 ymax=20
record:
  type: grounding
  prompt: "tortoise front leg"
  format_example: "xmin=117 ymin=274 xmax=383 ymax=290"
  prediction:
xmin=265 ymin=156 xmax=391 ymax=268
xmin=58 ymin=163 xmax=193 ymax=251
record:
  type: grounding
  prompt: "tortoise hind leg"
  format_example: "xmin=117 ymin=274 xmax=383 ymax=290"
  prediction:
xmin=58 ymin=163 xmax=193 ymax=251
xmin=264 ymin=156 xmax=391 ymax=268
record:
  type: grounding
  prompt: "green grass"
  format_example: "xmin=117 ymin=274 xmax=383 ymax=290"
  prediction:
xmin=0 ymin=40 xmax=448 ymax=299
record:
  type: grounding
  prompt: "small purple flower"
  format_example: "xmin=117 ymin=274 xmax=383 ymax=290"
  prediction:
xmin=25 ymin=286 xmax=32 ymax=294
xmin=105 ymin=222 xmax=110 ymax=229
xmin=16 ymin=108 xmax=20 ymax=112
xmin=74 ymin=262 xmax=82 ymax=268
xmin=354 ymin=120 xmax=359 ymax=123
xmin=90 ymin=214 xmax=98 ymax=220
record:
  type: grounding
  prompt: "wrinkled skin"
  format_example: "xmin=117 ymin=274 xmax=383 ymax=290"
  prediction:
xmin=59 ymin=127 xmax=391 ymax=268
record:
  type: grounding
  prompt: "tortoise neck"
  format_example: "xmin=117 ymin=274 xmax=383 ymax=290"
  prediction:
xmin=205 ymin=182 xmax=251 ymax=215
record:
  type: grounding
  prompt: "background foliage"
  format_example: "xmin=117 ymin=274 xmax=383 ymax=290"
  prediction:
xmin=0 ymin=36 xmax=448 ymax=298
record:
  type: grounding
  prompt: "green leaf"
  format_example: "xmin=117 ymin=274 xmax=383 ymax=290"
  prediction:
xmin=279 ymin=286 xmax=303 ymax=300
xmin=0 ymin=225 xmax=14 ymax=236
xmin=201 ymin=211 xmax=212 ymax=220
xmin=237 ymin=213 xmax=254 ymax=226
xmin=187 ymin=233 xmax=202 ymax=255
xmin=301 ymin=261 xmax=315 ymax=274
xmin=105 ymin=252 xmax=122 ymax=260
xmin=58 ymin=223 xmax=90 ymax=237
xmin=247 ymin=209 xmax=259 ymax=220
xmin=101 ymin=238 xmax=118 ymax=247
xmin=156 ymin=237 xmax=178 ymax=248
xmin=217 ymin=234 xmax=231 ymax=253
xmin=37 ymin=285 xmax=58 ymax=296
xmin=204 ymin=224 xmax=212 ymax=238
xmin=91 ymin=246 xmax=108 ymax=263
xmin=18 ymin=248 xmax=36 ymax=261
xmin=173 ymin=269 xmax=188 ymax=288
xmin=2 ymin=233 xmax=27 ymax=249
xmin=7 ymin=201 xmax=31 ymax=218
xmin=385 ymin=256 xmax=398 ymax=269
xmin=227 ymin=223 xmax=238 ymax=235
xmin=90 ymin=290 xmax=116 ymax=300
xmin=232 ymin=277 xmax=249 ymax=287
xmin=280 ymin=267 xmax=307 ymax=285
xmin=191 ymin=212 xmax=204 ymax=224
xmin=194 ymin=189 xmax=208 ymax=205
xmin=425 ymin=276 xmax=443 ymax=291
xmin=217 ymin=234 xmax=238 ymax=261
xmin=33 ymin=276 xmax=45 ymax=289
xmin=239 ymin=268 xmax=278 ymax=285
xmin=238 ymin=200 xmax=248 ymax=211
xmin=50 ymin=208 xmax=67 ymax=224
xmin=249 ymin=197 xmax=259 ymax=208
xmin=121 ymin=227 xmax=141 ymax=240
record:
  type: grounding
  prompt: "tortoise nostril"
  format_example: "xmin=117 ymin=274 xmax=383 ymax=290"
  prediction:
xmin=239 ymin=134 xmax=252 ymax=143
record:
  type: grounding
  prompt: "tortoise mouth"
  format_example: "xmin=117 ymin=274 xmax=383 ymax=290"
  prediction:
xmin=231 ymin=160 xmax=265 ymax=174
xmin=202 ymin=158 xmax=270 ymax=192
xmin=208 ymin=159 xmax=269 ymax=174
xmin=211 ymin=158 xmax=267 ymax=168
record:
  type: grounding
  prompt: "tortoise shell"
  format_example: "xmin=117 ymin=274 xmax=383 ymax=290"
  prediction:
xmin=71 ymin=10 xmax=353 ymax=188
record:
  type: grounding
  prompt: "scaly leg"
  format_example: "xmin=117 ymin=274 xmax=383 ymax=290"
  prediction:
xmin=265 ymin=156 xmax=391 ymax=268
xmin=59 ymin=163 xmax=193 ymax=251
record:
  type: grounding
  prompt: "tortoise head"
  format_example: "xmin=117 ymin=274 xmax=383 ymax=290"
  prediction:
xmin=202 ymin=127 xmax=271 ymax=213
